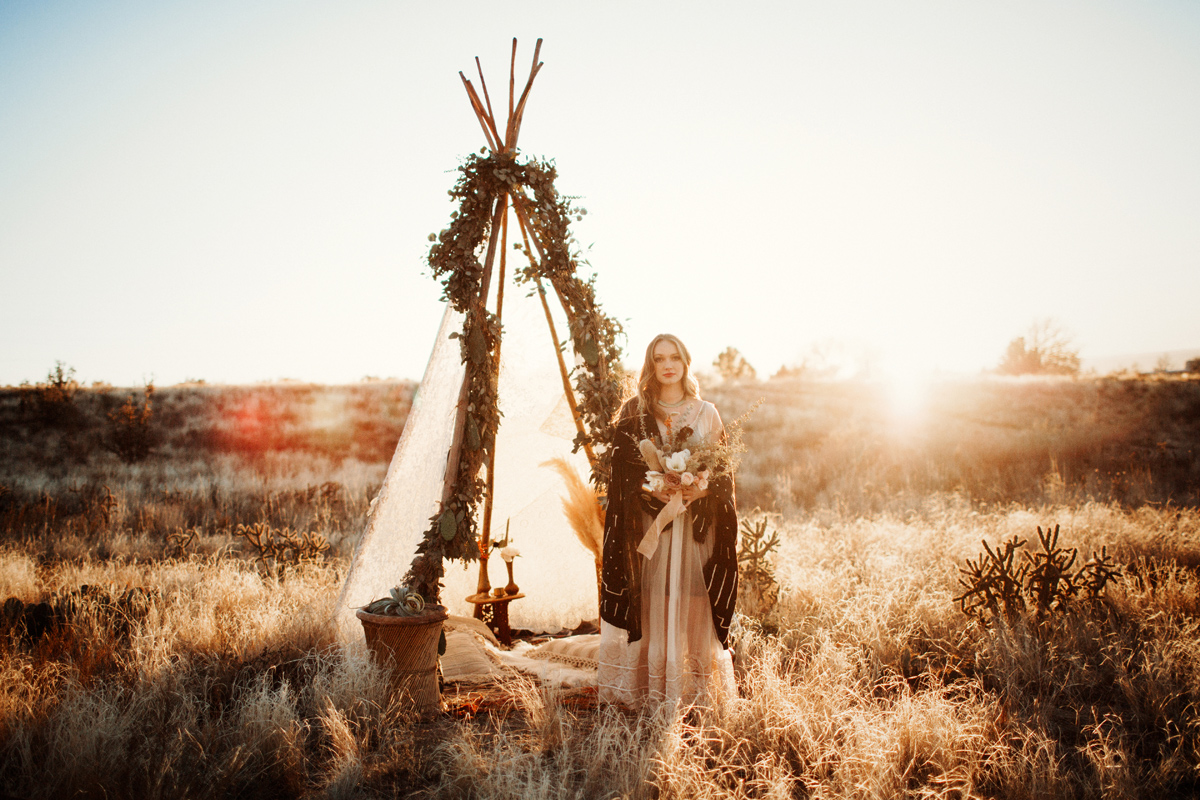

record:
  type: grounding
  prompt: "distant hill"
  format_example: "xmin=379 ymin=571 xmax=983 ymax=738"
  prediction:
xmin=1084 ymin=347 xmax=1200 ymax=374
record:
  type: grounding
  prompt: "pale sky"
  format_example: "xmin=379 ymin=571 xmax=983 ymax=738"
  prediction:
xmin=2 ymin=0 xmax=1198 ymax=386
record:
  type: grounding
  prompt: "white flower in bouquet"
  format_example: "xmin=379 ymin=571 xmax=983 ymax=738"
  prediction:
xmin=664 ymin=449 xmax=691 ymax=473
xmin=500 ymin=545 xmax=521 ymax=562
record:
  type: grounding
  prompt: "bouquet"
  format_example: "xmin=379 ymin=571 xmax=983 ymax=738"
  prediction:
xmin=640 ymin=435 xmax=709 ymax=496
xmin=633 ymin=416 xmax=746 ymax=557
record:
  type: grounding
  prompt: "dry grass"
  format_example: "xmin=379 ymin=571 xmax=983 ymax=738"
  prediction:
xmin=1 ymin=375 xmax=1199 ymax=797
xmin=2 ymin=502 xmax=1198 ymax=798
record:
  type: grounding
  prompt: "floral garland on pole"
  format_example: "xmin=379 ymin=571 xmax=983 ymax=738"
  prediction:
xmin=403 ymin=151 xmax=624 ymax=603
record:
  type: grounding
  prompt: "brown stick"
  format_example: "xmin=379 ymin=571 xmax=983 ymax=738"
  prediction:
xmin=511 ymin=193 xmax=611 ymax=387
xmin=463 ymin=74 xmax=499 ymax=143
xmin=512 ymin=203 xmax=599 ymax=472
xmin=478 ymin=195 xmax=509 ymax=568
xmin=461 ymin=72 xmax=503 ymax=151
xmin=510 ymin=39 xmax=544 ymax=148
xmin=475 ymin=56 xmax=498 ymax=141
xmin=441 ymin=193 xmax=507 ymax=512
xmin=477 ymin=195 xmax=507 ymax=320
xmin=537 ymin=277 xmax=598 ymax=470
xmin=459 ymin=73 xmax=500 ymax=151
xmin=442 ymin=377 xmax=471 ymax=509
xmin=505 ymin=38 xmax=518 ymax=151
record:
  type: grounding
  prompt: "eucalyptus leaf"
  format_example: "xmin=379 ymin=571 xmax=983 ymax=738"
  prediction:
xmin=439 ymin=510 xmax=457 ymax=541
xmin=468 ymin=326 xmax=486 ymax=364
xmin=578 ymin=336 xmax=599 ymax=366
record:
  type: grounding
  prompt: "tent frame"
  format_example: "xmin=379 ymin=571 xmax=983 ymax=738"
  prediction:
xmin=406 ymin=39 xmax=623 ymax=605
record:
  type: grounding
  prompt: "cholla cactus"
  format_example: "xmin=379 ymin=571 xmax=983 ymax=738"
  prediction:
xmin=955 ymin=524 xmax=1121 ymax=623
xmin=737 ymin=518 xmax=780 ymax=618
xmin=364 ymin=585 xmax=426 ymax=616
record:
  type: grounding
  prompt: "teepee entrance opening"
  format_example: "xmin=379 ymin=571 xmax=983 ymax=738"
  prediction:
xmin=336 ymin=40 xmax=623 ymax=641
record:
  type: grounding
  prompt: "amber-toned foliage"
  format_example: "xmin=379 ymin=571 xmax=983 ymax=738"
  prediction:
xmin=0 ymin=379 xmax=414 ymax=470
xmin=1 ymin=374 xmax=1200 ymax=798
xmin=0 ymin=380 xmax=413 ymax=555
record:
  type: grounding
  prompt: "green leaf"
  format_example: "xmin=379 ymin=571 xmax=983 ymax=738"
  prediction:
xmin=468 ymin=326 xmax=487 ymax=364
xmin=578 ymin=336 xmax=599 ymax=366
xmin=439 ymin=510 xmax=457 ymax=541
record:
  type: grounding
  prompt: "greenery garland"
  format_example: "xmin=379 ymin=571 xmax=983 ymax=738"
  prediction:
xmin=404 ymin=151 xmax=624 ymax=602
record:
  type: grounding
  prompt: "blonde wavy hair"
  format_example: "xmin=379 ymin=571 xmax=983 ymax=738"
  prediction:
xmin=635 ymin=333 xmax=701 ymax=420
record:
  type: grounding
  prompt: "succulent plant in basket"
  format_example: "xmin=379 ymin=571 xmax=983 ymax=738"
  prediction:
xmin=363 ymin=585 xmax=426 ymax=617
xmin=360 ymin=584 xmax=447 ymax=655
xmin=356 ymin=583 xmax=449 ymax=715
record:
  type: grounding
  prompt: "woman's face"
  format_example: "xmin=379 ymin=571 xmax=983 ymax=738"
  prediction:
xmin=652 ymin=339 xmax=685 ymax=389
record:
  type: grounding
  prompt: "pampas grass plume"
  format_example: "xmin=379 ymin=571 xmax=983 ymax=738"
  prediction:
xmin=540 ymin=457 xmax=604 ymax=562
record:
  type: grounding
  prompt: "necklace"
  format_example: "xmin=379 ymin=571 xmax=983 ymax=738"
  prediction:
xmin=657 ymin=397 xmax=688 ymax=408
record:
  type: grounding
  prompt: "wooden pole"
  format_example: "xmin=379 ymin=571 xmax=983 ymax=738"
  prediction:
xmin=453 ymin=41 xmax=590 ymax=608
xmin=459 ymin=73 xmax=500 ymax=152
xmin=512 ymin=201 xmax=599 ymax=472
xmin=508 ymin=195 xmax=608 ymax=379
xmin=474 ymin=56 xmax=497 ymax=132
xmin=476 ymin=195 xmax=509 ymax=594
xmin=511 ymin=40 xmax=543 ymax=145
xmin=505 ymin=39 xmax=517 ymax=150
xmin=441 ymin=193 xmax=506 ymax=514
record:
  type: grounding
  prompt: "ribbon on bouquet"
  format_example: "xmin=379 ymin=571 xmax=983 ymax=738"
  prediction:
xmin=637 ymin=491 xmax=687 ymax=558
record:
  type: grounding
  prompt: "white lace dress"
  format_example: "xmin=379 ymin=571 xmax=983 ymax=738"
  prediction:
xmin=597 ymin=400 xmax=737 ymax=709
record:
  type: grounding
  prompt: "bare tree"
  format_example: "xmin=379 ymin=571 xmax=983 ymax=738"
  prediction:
xmin=997 ymin=319 xmax=1081 ymax=376
xmin=713 ymin=347 xmax=757 ymax=381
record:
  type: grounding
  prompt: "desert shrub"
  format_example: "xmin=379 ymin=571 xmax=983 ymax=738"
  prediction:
xmin=19 ymin=362 xmax=81 ymax=426
xmin=105 ymin=383 xmax=156 ymax=463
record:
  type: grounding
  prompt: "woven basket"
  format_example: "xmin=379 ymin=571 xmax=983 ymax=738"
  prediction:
xmin=356 ymin=604 xmax=448 ymax=715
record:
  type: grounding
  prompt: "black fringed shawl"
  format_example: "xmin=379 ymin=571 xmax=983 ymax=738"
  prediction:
xmin=599 ymin=399 xmax=739 ymax=647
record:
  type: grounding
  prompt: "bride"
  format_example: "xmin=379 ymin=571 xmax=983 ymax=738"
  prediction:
xmin=597 ymin=333 xmax=739 ymax=708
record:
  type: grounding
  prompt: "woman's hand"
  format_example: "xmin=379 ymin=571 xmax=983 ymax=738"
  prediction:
xmin=648 ymin=485 xmax=707 ymax=505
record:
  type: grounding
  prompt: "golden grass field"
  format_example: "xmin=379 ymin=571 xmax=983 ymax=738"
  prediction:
xmin=1 ymin=374 xmax=1199 ymax=799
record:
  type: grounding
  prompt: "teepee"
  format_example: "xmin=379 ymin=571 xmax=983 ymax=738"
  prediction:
xmin=335 ymin=40 xmax=624 ymax=639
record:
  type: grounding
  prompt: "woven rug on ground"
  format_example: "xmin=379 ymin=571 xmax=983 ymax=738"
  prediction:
xmin=499 ymin=634 xmax=599 ymax=688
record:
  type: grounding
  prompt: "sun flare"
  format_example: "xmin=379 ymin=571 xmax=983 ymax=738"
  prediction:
xmin=882 ymin=364 xmax=932 ymax=426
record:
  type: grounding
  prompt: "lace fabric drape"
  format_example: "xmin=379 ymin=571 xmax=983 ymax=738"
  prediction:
xmin=336 ymin=296 xmax=600 ymax=639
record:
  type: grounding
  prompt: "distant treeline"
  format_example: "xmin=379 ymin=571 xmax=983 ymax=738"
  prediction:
xmin=3 ymin=374 xmax=1198 ymax=517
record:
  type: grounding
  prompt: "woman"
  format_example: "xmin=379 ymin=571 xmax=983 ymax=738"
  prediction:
xmin=598 ymin=333 xmax=739 ymax=708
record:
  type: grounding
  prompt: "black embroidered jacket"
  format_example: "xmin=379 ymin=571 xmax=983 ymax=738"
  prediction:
xmin=598 ymin=399 xmax=739 ymax=647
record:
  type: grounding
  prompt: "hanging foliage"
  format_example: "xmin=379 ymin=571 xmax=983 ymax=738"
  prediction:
xmin=403 ymin=150 xmax=624 ymax=602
